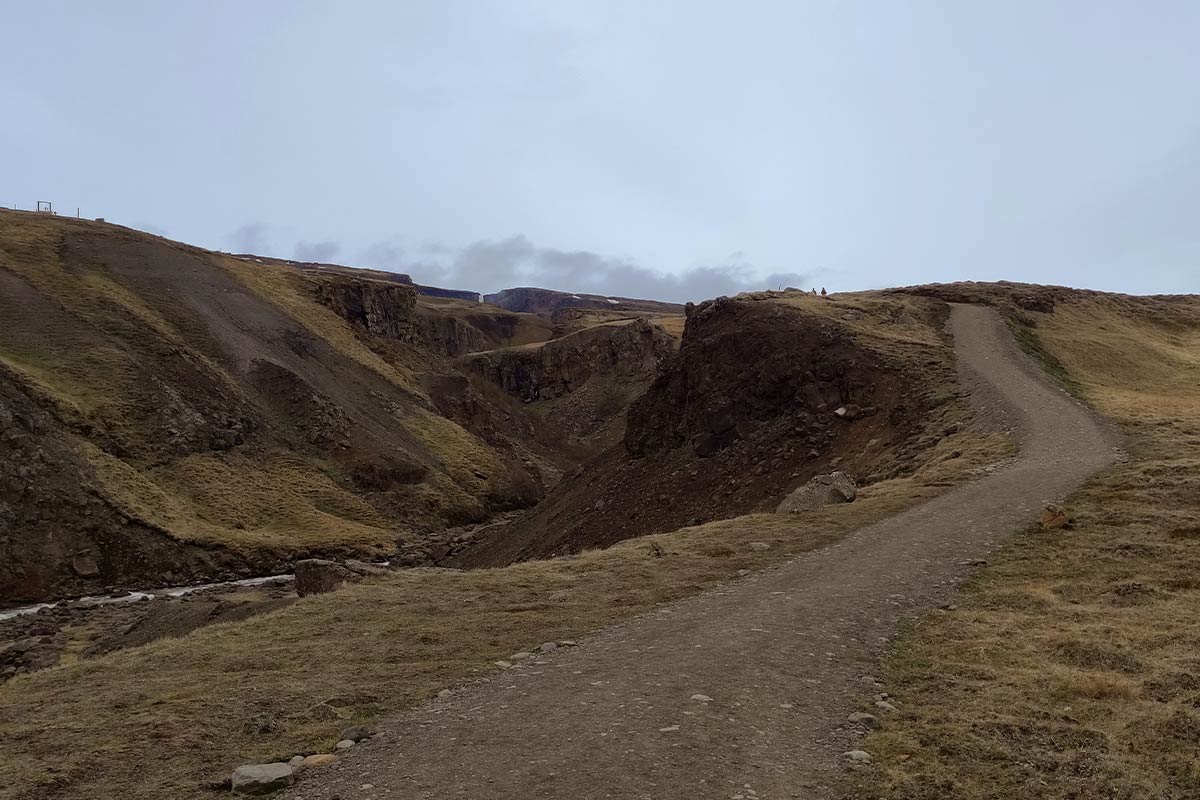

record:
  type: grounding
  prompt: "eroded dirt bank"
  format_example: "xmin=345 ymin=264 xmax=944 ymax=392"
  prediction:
xmin=282 ymin=304 xmax=1118 ymax=800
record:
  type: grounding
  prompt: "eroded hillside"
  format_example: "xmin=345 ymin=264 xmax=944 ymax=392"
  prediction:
xmin=459 ymin=290 xmax=971 ymax=565
xmin=0 ymin=212 xmax=642 ymax=603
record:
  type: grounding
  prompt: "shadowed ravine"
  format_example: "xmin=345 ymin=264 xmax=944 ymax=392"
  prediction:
xmin=284 ymin=304 xmax=1119 ymax=800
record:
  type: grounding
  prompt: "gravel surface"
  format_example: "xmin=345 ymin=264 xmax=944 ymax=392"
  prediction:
xmin=283 ymin=304 xmax=1119 ymax=800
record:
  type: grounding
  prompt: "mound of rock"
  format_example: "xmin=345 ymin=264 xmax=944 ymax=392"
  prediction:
xmin=294 ymin=559 xmax=388 ymax=597
xmin=776 ymin=472 xmax=857 ymax=514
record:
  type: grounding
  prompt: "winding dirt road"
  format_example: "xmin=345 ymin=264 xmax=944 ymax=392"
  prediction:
xmin=285 ymin=304 xmax=1118 ymax=800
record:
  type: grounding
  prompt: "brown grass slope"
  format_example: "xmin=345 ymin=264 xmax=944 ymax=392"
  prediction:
xmin=853 ymin=283 xmax=1200 ymax=799
xmin=0 ymin=287 xmax=1007 ymax=800
xmin=0 ymin=211 xmax=575 ymax=603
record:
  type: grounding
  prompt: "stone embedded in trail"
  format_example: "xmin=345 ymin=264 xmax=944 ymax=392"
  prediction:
xmin=335 ymin=739 xmax=355 ymax=750
xmin=875 ymin=700 xmax=898 ymax=713
xmin=775 ymin=472 xmax=857 ymax=514
xmin=690 ymin=694 xmax=713 ymax=702
xmin=747 ymin=541 xmax=772 ymax=552
xmin=340 ymin=724 xmax=375 ymax=742
xmin=230 ymin=762 xmax=295 ymax=795
xmin=539 ymin=641 xmax=559 ymax=653
xmin=301 ymin=753 xmax=338 ymax=769
xmin=847 ymin=711 xmax=879 ymax=729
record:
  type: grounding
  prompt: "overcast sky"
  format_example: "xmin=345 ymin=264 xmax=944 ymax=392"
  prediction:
xmin=4 ymin=1 xmax=1199 ymax=300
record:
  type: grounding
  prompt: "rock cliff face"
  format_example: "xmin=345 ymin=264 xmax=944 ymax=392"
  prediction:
xmin=625 ymin=296 xmax=879 ymax=458
xmin=315 ymin=276 xmax=547 ymax=356
xmin=458 ymin=296 xmax=951 ymax=566
xmin=464 ymin=319 xmax=675 ymax=402
xmin=315 ymin=277 xmax=421 ymax=342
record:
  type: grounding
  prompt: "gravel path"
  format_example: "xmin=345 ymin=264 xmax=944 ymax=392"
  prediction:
xmin=284 ymin=304 xmax=1119 ymax=800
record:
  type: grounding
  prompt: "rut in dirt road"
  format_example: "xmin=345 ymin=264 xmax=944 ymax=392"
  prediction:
xmin=284 ymin=304 xmax=1118 ymax=800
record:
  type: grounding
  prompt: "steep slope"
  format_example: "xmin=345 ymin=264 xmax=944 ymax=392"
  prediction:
xmin=0 ymin=212 xmax=573 ymax=602
xmin=460 ymin=290 xmax=969 ymax=565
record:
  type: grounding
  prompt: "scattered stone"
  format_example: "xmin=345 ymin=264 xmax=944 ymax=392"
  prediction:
xmin=335 ymin=739 xmax=354 ymax=751
xmin=875 ymin=700 xmax=898 ymax=713
xmin=834 ymin=404 xmax=862 ymax=420
xmin=339 ymin=725 xmax=374 ymax=742
xmin=747 ymin=541 xmax=771 ymax=552
xmin=775 ymin=472 xmax=857 ymax=514
xmin=659 ymin=725 xmax=680 ymax=732
xmin=301 ymin=753 xmax=338 ymax=769
xmin=843 ymin=749 xmax=872 ymax=763
xmin=848 ymin=712 xmax=879 ymax=729
xmin=288 ymin=755 xmax=305 ymax=769
xmin=557 ymin=639 xmax=577 ymax=647
xmin=690 ymin=694 xmax=713 ymax=702
xmin=510 ymin=651 xmax=533 ymax=662
xmin=539 ymin=641 xmax=559 ymax=653
xmin=437 ymin=689 xmax=452 ymax=698
xmin=230 ymin=762 xmax=295 ymax=795
xmin=494 ymin=660 xmax=513 ymax=669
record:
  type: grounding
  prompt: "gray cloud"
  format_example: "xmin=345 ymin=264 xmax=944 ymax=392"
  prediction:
xmin=294 ymin=240 xmax=341 ymax=263
xmin=226 ymin=221 xmax=269 ymax=254
xmin=353 ymin=234 xmax=814 ymax=303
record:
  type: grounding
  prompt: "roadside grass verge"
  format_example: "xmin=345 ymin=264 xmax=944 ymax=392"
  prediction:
xmin=852 ymin=291 xmax=1200 ymax=799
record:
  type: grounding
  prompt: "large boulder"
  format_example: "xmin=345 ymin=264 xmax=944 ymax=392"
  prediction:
xmin=775 ymin=472 xmax=857 ymax=514
xmin=294 ymin=559 xmax=387 ymax=597
xmin=231 ymin=762 xmax=294 ymax=795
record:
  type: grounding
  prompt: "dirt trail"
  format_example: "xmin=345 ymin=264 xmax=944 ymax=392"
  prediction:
xmin=285 ymin=305 xmax=1118 ymax=800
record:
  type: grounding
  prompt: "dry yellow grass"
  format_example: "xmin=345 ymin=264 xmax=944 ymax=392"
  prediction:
xmin=0 ymin=289 xmax=1009 ymax=799
xmin=0 ymin=468 xmax=994 ymax=800
xmin=855 ymin=290 xmax=1200 ymax=799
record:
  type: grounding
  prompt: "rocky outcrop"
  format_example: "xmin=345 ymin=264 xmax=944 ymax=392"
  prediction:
xmin=625 ymin=297 xmax=882 ymax=459
xmin=294 ymin=559 xmax=387 ymax=597
xmin=315 ymin=277 xmax=420 ymax=341
xmin=465 ymin=319 xmax=674 ymax=402
xmin=775 ymin=472 xmax=857 ymax=514
xmin=459 ymin=298 xmax=930 ymax=567
xmin=415 ymin=312 xmax=489 ymax=356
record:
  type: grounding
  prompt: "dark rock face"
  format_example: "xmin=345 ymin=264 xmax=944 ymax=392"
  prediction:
xmin=458 ymin=298 xmax=932 ymax=567
xmin=315 ymin=277 xmax=420 ymax=341
xmin=625 ymin=296 xmax=879 ymax=459
xmin=466 ymin=319 xmax=674 ymax=402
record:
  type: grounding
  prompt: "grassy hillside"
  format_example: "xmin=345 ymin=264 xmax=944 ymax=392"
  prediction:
xmin=0 ymin=211 xmax=573 ymax=602
xmin=855 ymin=285 xmax=1200 ymax=798
xmin=0 ymin=287 xmax=1011 ymax=800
